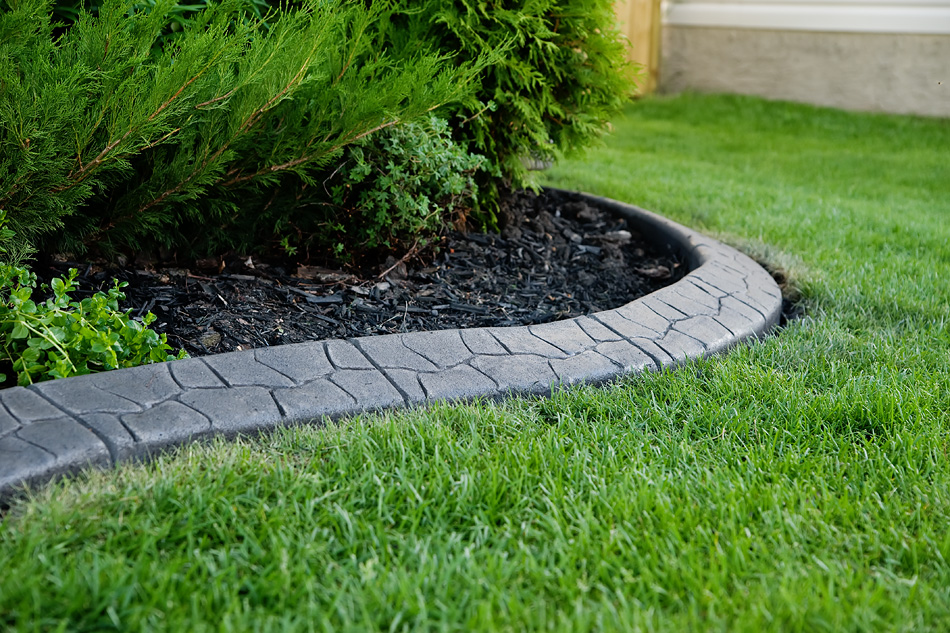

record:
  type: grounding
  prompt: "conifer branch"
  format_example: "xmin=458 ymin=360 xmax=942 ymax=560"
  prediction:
xmin=220 ymin=98 xmax=448 ymax=188
xmin=146 ymin=47 xmax=232 ymax=123
xmin=219 ymin=116 xmax=408 ymax=188
xmin=133 ymin=48 xmax=318 ymax=217
xmin=55 ymin=46 xmax=231 ymax=193
xmin=334 ymin=15 xmax=365 ymax=84
xmin=143 ymin=127 xmax=182 ymax=149
xmin=194 ymin=91 xmax=236 ymax=109
xmin=194 ymin=29 xmax=286 ymax=111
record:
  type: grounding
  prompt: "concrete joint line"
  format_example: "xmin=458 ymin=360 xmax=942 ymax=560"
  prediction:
xmin=0 ymin=191 xmax=783 ymax=500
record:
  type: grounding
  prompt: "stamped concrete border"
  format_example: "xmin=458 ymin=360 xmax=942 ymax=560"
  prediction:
xmin=0 ymin=191 xmax=782 ymax=500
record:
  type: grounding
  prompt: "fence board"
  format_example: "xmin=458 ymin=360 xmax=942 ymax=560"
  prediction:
xmin=614 ymin=0 xmax=662 ymax=94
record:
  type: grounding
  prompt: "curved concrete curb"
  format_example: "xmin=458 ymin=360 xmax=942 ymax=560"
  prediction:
xmin=0 ymin=192 xmax=782 ymax=500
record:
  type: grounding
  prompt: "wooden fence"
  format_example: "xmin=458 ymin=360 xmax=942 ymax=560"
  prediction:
xmin=614 ymin=0 xmax=662 ymax=94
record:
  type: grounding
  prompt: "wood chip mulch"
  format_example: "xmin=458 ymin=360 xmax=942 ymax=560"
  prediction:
xmin=34 ymin=189 xmax=686 ymax=357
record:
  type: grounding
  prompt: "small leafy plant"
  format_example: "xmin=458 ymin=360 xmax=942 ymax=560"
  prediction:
xmin=0 ymin=266 xmax=186 ymax=386
xmin=328 ymin=115 xmax=487 ymax=253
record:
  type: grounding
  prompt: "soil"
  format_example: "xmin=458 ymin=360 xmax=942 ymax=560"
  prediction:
xmin=34 ymin=188 xmax=687 ymax=358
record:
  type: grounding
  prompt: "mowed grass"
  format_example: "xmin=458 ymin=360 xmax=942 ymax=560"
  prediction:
xmin=3 ymin=93 xmax=950 ymax=631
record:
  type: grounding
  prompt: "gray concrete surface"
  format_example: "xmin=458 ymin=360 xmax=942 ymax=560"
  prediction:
xmin=661 ymin=26 xmax=950 ymax=118
xmin=0 ymin=192 xmax=784 ymax=500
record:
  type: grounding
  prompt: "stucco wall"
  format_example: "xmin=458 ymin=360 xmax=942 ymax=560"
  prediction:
xmin=660 ymin=26 xmax=950 ymax=117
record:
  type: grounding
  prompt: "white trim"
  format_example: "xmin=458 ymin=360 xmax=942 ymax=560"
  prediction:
xmin=665 ymin=2 xmax=950 ymax=34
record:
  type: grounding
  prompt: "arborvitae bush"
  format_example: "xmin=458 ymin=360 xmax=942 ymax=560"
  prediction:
xmin=379 ymin=0 xmax=636 ymax=214
xmin=0 ymin=0 xmax=478 ymax=256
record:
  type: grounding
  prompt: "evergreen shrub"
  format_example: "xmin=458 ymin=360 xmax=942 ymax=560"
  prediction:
xmin=48 ymin=0 xmax=275 ymax=51
xmin=2 ymin=0 xmax=631 ymax=258
xmin=0 ymin=0 xmax=477 ymax=256
xmin=379 ymin=0 xmax=636 ymax=210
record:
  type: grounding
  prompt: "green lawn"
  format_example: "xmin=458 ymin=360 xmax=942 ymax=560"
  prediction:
xmin=3 ymin=93 xmax=950 ymax=631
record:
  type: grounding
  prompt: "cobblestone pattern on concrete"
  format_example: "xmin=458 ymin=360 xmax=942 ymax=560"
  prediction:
xmin=0 ymin=194 xmax=783 ymax=499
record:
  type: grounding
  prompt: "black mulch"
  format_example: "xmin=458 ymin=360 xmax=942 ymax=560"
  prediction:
xmin=34 ymin=189 xmax=686 ymax=357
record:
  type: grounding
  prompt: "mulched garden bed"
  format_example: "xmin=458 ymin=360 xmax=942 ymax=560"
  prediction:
xmin=34 ymin=188 xmax=686 ymax=357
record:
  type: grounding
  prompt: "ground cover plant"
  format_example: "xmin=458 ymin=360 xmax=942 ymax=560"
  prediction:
xmin=0 ymin=263 xmax=185 ymax=385
xmin=4 ymin=94 xmax=950 ymax=631
xmin=0 ymin=212 xmax=185 ymax=385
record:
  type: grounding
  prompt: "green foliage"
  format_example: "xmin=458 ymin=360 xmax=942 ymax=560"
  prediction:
xmin=0 ymin=209 xmax=34 ymax=266
xmin=1 ymin=0 xmax=629 ymax=258
xmin=0 ymin=0 xmax=478 ymax=256
xmin=325 ymin=115 xmax=487 ymax=254
xmin=50 ymin=0 xmax=274 ymax=32
xmin=0 ymin=265 xmax=187 ymax=386
xmin=380 ymin=0 xmax=636 ymax=203
xmin=0 ymin=189 xmax=183 ymax=386
xmin=48 ymin=0 xmax=288 ymax=64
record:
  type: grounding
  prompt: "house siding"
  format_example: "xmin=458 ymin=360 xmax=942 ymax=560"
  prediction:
xmin=659 ymin=1 xmax=950 ymax=116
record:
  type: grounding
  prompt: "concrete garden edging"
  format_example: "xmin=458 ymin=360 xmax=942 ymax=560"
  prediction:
xmin=0 ymin=191 xmax=783 ymax=500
